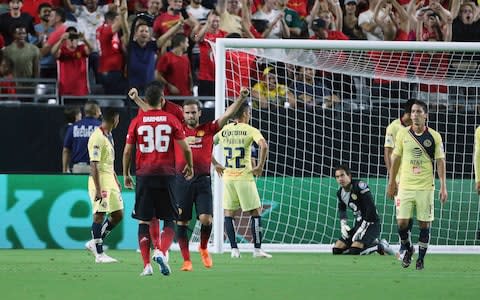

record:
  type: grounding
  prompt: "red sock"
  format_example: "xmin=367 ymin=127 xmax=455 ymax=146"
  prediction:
xmin=160 ymin=226 xmax=175 ymax=255
xmin=149 ymin=218 xmax=160 ymax=250
xmin=138 ymin=224 xmax=151 ymax=267
xmin=177 ymin=224 xmax=190 ymax=261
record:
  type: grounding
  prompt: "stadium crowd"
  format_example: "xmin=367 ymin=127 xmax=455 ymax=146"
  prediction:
xmin=0 ymin=0 xmax=478 ymax=108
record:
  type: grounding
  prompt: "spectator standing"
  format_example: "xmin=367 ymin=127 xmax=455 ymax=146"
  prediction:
xmin=52 ymin=28 xmax=93 ymax=97
xmin=3 ymin=23 xmax=40 ymax=81
xmin=96 ymin=2 xmax=128 ymax=95
xmin=156 ymin=33 xmax=192 ymax=96
xmin=194 ymin=11 xmax=227 ymax=96
xmin=0 ymin=0 xmax=35 ymax=45
xmin=62 ymin=100 xmax=101 ymax=174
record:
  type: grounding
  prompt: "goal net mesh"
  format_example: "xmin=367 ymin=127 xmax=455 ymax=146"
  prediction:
xmin=191 ymin=41 xmax=480 ymax=251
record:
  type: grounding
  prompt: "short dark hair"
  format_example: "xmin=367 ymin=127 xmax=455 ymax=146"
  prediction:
xmin=403 ymin=99 xmax=416 ymax=114
xmin=102 ymin=107 xmax=120 ymax=124
xmin=145 ymin=81 xmax=164 ymax=107
xmin=335 ymin=165 xmax=352 ymax=177
xmin=64 ymin=106 xmax=81 ymax=123
xmin=183 ymin=99 xmax=202 ymax=109
xmin=38 ymin=3 xmax=52 ymax=13
xmin=233 ymin=101 xmax=250 ymax=119
xmin=52 ymin=7 xmax=66 ymax=23
xmin=411 ymin=99 xmax=428 ymax=114
xmin=84 ymin=100 xmax=99 ymax=116
xmin=10 ymin=22 xmax=26 ymax=35
xmin=104 ymin=11 xmax=118 ymax=22
xmin=171 ymin=33 xmax=187 ymax=48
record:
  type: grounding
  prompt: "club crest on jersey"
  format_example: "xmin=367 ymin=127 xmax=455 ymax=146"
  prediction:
xmin=351 ymin=193 xmax=358 ymax=200
xmin=423 ymin=139 xmax=432 ymax=147
xmin=197 ymin=130 xmax=205 ymax=137
xmin=358 ymin=181 xmax=367 ymax=189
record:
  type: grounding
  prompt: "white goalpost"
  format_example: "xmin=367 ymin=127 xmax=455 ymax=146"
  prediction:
xmin=191 ymin=39 xmax=480 ymax=254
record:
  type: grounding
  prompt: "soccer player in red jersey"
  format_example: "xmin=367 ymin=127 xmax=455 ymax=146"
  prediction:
xmin=174 ymin=88 xmax=250 ymax=271
xmin=130 ymin=80 xmax=184 ymax=255
xmin=123 ymin=82 xmax=193 ymax=277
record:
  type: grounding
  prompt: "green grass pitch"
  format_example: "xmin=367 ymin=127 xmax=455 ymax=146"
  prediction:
xmin=0 ymin=250 xmax=479 ymax=300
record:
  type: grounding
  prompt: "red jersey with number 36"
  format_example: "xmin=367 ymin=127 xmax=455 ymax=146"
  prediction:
xmin=126 ymin=109 xmax=185 ymax=176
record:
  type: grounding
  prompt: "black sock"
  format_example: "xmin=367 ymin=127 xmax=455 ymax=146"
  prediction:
xmin=398 ymin=227 xmax=411 ymax=249
xmin=418 ymin=228 xmax=430 ymax=261
xmin=250 ymin=216 xmax=262 ymax=249
xmin=91 ymin=222 xmax=103 ymax=254
xmin=224 ymin=216 xmax=237 ymax=248
xmin=200 ymin=223 xmax=212 ymax=249
xmin=101 ymin=218 xmax=116 ymax=239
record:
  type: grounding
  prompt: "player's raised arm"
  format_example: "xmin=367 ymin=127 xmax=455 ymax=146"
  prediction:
xmin=128 ymin=88 xmax=149 ymax=112
xmin=217 ymin=88 xmax=250 ymax=128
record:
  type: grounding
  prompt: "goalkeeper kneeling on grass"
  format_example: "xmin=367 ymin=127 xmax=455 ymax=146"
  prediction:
xmin=332 ymin=165 xmax=394 ymax=256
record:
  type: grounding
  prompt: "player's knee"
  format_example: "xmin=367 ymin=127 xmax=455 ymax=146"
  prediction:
xmin=198 ymin=214 xmax=212 ymax=225
xmin=348 ymin=247 xmax=363 ymax=255
xmin=332 ymin=247 xmax=345 ymax=255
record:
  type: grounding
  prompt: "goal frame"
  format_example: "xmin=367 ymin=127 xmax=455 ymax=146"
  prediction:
xmin=212 ymin=38 xmax=480 ymax=254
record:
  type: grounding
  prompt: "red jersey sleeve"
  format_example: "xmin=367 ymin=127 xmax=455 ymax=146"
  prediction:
xmin=126 ymin=117 xmax=138 ymax=144
xmin=171 ymin=117 xmax=186 ymax=140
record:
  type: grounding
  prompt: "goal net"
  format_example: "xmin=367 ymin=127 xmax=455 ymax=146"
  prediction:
xmin=193 ymin=39 xmax=480 ymax=253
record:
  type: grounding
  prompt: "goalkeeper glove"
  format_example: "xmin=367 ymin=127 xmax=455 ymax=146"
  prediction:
xmin=352 ymin=220 xmax=372 ymax=242
xmin=340 ymin=219 xmax=351 ymax=239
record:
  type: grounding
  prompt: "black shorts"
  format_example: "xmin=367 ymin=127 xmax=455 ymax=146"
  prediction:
xmin=176 ymin=175 xmax=213 ymax=221
xmin=338 ymin=222 xmax=380 ymax=248
xmin=132 ymin=175 xmax=179 ymax=222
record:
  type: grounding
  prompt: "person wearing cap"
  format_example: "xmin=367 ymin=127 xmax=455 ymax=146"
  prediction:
xmin=251 ymin=66 xmax=296 ymax=109
xmin=309 ymin=17 xmax=348 ymax=40
xmin=343 ymin=0 xmax=367 ymax=40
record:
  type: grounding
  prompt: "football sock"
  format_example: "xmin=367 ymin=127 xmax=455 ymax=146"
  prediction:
xmin=200 ymin=223 xmax=212 ymax=250
xmin=250 ymin=216 xmax=262 ymax=249
xmin=176 ymin=224 xmax=190 ymax=261
xmin=224 ymin=216 xmax=237 ymax=248
xmin=91 ymin=222 xmax=103 ymax=254
xmin=100 ymin=218 xmax=116 ymax=239
xmin=400 ymin=219 xmax=414 ymax=250
xmin=398 ymin=227 xmax=411 ymax=249
xmin=418 ymin=228 xmax=430 ymax=260
xmin=348 ymin=247 xmax=363 ymax=255
xmin=332 ymin=247 xmax=344 ymax=255
xmin=138 ymin=223 xmax=150 ymax=267
xmin=160 ymin=220 xmax=175 ymax=255
xmin=149 ymin=218 xmax=160 ymax=250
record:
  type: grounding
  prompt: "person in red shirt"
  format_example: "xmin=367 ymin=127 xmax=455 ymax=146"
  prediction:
xmin=156 ymin=32 xmax=192 ymax=96
xmin=129 ymin=80 xmax=184 ymax=256
xmin=123 ymin=82 xmax=193 ymax=277
xmin=0 ymin=57 xmax=16 ymax=96
xmin=52 ymin=27 xmax=93 ymax=96
xmin=96 ymin=7 xmax=128 ymax=95
xmin=309 ymin=17 xmax=348 ymax=40
xmin=194 ymin=10 xmax=227 ymax=96
xmin=174 ymin=88 xmax=249 ymax=271
xmin=152 ymin=0 xmax=198 ymax=38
